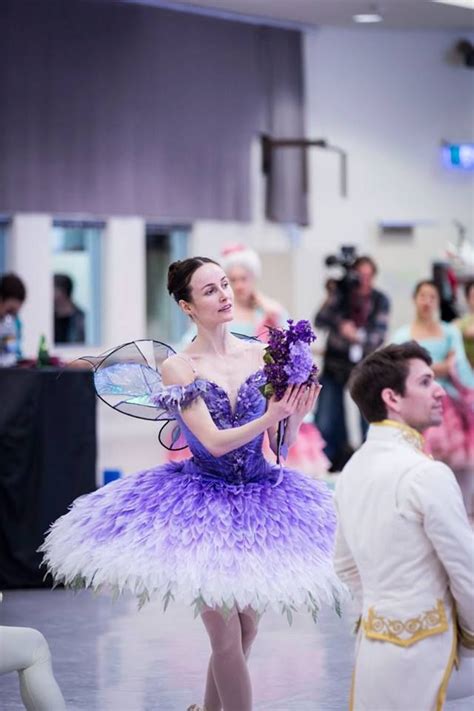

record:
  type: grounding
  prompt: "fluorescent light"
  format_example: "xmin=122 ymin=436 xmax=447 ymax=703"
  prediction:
xmin=353 ymin=13 xmax=383 ymax=23
xmin=432 ymin=0 xmax=474 ymax=9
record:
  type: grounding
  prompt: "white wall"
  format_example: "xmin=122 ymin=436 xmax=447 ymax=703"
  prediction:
xmin=9 ymin=214 xmax=53 ymax=356
xmin=102 ymin=217 xmax=146 ymax=346
xmin=302 ymin=27 xmax=474 ymax=330
xmin=191 ymin=28 xmax=474 ymax=330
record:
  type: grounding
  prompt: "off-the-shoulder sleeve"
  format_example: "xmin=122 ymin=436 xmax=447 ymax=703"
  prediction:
xmin=152 ymin=379 xmax=208 ymax=414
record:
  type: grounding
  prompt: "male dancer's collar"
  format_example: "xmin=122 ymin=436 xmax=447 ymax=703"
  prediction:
xmin=372 ymin=419 xmax=425 ymax=452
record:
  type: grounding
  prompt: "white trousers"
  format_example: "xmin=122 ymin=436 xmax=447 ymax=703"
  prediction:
xmin=448 ymin=647 xmax=474 ymax=700
xmin=0 ymin=626 xmax=66 ymax=710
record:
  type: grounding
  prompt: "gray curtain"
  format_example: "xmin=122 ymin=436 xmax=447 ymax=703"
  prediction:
xmin=260 ymin=29 xmax=308 ymax=225
xmin=0 ymin=0 xmax=306 ymax=223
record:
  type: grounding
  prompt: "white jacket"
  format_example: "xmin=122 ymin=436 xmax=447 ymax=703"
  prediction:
xmin=334 ymin=421 xmax=474 ymax=711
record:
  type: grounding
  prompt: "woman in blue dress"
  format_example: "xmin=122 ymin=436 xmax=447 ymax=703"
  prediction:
xmin=41 ymin=257 xmax=342 ymax=711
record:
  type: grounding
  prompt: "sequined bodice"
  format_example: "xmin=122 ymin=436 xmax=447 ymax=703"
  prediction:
xmin=177 ymin=370 xmax=274 ymax=484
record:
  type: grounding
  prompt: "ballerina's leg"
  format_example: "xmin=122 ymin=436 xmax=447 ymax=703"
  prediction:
xmin=238 ymin=607 xmax=259 ymax=659
xmin=201 ymin=608 xmax=253 ymax=711
xmin=203 ymin=606 xmax=259 ymax=711
xmin=0 ymin=626 xmax=66 ymax=711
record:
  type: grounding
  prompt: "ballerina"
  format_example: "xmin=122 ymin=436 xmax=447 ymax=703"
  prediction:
xmin=41 ymin=256 xmax=343 ymax=711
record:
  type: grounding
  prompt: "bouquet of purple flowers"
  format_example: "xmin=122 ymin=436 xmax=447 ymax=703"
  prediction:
xmin=261 ymin=319 xmax=319 ymax=463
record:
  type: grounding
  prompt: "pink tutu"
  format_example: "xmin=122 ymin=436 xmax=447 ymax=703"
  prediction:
xmin=424 ymin=393 xmax=474 ymax=472
xmin=263 ymin=423 xmax=330 ymax=478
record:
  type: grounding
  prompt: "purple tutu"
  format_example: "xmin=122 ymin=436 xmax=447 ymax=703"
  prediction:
xmin=41 ymin=371 xmax=343 ymax=618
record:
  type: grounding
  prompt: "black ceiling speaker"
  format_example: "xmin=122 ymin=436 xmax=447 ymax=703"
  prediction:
xmin=456 ymin=39 xmax=474 ymax=68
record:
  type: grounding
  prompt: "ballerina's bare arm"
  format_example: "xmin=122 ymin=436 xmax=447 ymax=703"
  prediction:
xmin=161 ymin=355 xmax=306 ymax=458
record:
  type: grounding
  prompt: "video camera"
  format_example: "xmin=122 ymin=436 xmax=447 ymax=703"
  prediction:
xmin=324 ymin=245 xmax=360 ymax=313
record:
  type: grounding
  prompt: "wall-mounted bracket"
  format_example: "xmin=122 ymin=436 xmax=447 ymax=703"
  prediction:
xmin=261 ymin=134 xmax=348 ymax=198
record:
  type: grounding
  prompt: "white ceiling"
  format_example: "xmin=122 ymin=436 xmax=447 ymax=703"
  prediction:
xmin=116 ymin=0 xmax=474 ymax=30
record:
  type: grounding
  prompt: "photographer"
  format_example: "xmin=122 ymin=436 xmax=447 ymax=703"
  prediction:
xmin=314 ymin=254 xmax=390 ymax=470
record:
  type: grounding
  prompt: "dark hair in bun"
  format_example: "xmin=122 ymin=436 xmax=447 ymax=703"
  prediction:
xmin=413 ymin=279 xmax=439 ymax=298
xmin=167 ymin=257 xmax=219 ymax=303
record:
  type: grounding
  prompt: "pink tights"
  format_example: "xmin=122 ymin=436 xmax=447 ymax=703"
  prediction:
xmin=201 ymin=607 xmax=259 ymax=711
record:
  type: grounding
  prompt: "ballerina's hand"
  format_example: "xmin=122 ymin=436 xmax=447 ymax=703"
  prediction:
xmin=267 ymin=385 xmax=301 ymax=423
xmin=293 ymin=382 xmax=322 ymax=419
xmin=267 ymin=383 xmax=321 ymax=424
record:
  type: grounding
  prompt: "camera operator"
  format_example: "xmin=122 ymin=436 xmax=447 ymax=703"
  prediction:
xmin=314 ymin=254 xmax=390 ymax=471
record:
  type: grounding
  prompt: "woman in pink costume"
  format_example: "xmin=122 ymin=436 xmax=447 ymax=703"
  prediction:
xmin=393 ymin=280 xmax=474 ymax=510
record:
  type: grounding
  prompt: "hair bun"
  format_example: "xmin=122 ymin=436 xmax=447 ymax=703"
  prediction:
xmin=167 ymin=256 xmax=219 ymax=302
xmin=168 ymin=260 xmax=181 ymax=275
xmin=167 ymin=261 xmax=181 ymax=295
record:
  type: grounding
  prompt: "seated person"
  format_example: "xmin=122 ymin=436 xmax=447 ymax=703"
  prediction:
xmin=0 ymin=272 xmax=26 ymax=359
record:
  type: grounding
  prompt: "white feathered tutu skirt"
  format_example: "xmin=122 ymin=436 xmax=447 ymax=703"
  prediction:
xmin=40 ymin=458 xmax=343 ymax=619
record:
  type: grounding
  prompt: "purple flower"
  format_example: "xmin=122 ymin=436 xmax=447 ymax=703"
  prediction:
xmin=284 ymin=341 xmax=314 ymax=384
xmin=261 ymin=319 xmax=319 ymax=400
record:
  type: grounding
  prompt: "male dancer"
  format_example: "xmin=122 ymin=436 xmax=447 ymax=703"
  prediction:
xmin=334 ymin=341 xmax=474 ymax=710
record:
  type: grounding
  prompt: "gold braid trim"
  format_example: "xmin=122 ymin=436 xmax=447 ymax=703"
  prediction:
xmin=349 ymin=668 xmax=356 ymax=711
xmin=362 ymin=599 xmax=448 ymax=647
xmin=436 ymin=613 xmax=457 ymax=711
xmin=372 ymin=419 xmax=425 ymax=451
xmin=458 ymin=625 xmax=474 ymax=650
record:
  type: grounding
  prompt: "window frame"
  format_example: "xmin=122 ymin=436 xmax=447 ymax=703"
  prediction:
xmin=52 ymin=218 xmax=104 ymax=347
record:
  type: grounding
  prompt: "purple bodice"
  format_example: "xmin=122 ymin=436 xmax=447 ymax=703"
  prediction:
xmin=157 ymin=370 xmax=275 ymax=485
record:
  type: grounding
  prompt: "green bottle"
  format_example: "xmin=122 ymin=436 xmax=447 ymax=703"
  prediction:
xmin=37 ymin=334 xmax=50 ymax=367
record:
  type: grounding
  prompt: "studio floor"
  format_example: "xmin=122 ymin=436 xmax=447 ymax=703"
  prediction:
xmin=1 ymin=590 xmax=473 ymax=711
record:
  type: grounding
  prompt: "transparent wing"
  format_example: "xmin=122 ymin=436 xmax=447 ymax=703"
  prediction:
xmin=80 ymin=339 xmax=176 ymax=422
xmin=158 ymin=420 xmax=189 ymax=451
xmin=78 ymin=333 xmax=263 ymax=449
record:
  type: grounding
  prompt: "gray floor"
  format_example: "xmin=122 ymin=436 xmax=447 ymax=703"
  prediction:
xmin=0 ymin=589 xmax=471 ymax=711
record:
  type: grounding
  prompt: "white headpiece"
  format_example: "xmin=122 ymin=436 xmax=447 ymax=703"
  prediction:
xmin=221 ymin=244 xmax=262 ymax=279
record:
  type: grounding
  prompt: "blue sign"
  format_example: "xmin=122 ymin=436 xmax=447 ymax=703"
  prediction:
xmin=442 ymin=143 xmax=474 ymax=170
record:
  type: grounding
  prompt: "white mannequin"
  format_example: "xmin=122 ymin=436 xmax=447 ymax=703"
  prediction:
xmin=0 ymin=594 xmax=66 ymax=711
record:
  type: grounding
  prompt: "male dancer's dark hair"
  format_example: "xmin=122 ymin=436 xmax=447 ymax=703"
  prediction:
xmin=349 ymin=341 xmax=432 ymax=422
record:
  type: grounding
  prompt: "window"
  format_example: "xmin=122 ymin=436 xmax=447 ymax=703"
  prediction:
xmin=51 ymin=220 xmax=103 ymax=346
xmin=0 ymin=217 xmax=9 ymax=274
xmin=146 ymin=226 xmax=189 ymax=344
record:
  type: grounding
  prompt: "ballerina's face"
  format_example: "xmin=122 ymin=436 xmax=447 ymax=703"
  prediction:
xmin=227 ymin=265 xmax=256 ymax=306
xmin=414 ymin=283 xmax=439 ymax=320
xmin=182 ymin=262 xmax=234 ymax=326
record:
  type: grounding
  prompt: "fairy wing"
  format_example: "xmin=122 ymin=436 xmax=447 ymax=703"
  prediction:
xmin=80 ymin=333 xmax=263 ymax=450
xmin=78 ymin=339 xmax=189 ymax=451
xmin=80 ymin=340 xmax=175 ymax=421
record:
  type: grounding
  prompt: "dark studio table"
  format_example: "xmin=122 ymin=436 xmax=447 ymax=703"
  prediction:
xmin=0 ymin=367 xmax=96 ymax=588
